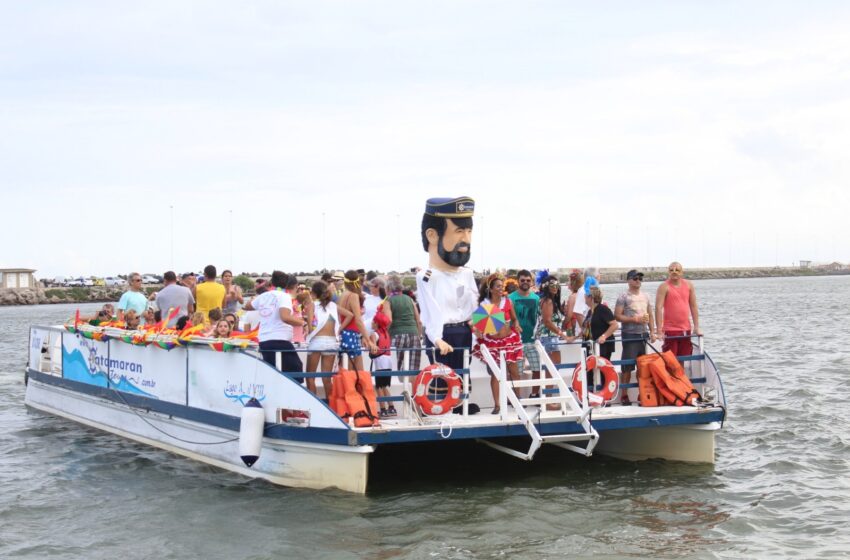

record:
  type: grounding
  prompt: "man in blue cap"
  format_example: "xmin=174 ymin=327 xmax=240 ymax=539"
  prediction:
xmin=416 ymin=197 xmax=478 ymax=378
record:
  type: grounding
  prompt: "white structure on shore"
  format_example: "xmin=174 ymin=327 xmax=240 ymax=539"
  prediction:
xmin=0 ymin=268 xmax=36 ymax=289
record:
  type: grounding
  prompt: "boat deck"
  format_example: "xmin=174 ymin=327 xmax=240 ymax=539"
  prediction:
xmin=348 ymin=401 xmax=725 ymax=446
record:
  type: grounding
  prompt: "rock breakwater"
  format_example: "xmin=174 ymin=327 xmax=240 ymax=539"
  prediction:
xmin=0 ymin=286 xmax=128 ymax=306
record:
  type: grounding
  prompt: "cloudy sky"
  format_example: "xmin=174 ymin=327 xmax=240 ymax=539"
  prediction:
xmin=2 ymin=1 xmax=849 ymax=277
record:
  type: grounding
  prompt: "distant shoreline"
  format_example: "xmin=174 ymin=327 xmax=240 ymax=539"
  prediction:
xmin=592 ymin=265 xmax=849 ymax=284
xmin=1 ymin=266 xmax=847 ymax=306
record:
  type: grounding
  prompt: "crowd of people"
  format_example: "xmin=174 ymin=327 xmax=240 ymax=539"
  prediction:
xmin=91 ymin=260 xmax=701 ymax=413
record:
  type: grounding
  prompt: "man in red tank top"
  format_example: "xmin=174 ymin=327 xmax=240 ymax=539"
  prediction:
xmin=654 ymin=262 xmax=701 ymax=357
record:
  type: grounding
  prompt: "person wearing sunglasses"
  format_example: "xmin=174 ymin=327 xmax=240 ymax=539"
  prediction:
xmin=508 ymin=269 xmax=541 ymax=397
xmin=655 ymin=262 xmax=701 ymax=357
xmin=535 ymin=275 xmax=574 ymax=366
xmin=223 ymin=312 xmax=240 ymax=333
xmin=471 ymin=274 xmax=523 ymax=414
xmin=615 ymin=269 xmax=656 ymax=405
xmin=116 ymin=273 xmax=148 ymax=322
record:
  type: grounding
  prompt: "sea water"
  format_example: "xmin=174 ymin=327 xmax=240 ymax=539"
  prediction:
xmin=1 ymin=276 xmax=848 ymax=559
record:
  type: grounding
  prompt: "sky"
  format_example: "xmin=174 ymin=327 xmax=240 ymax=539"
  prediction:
xmin=2 ymin=1 xmax=849 ymax=278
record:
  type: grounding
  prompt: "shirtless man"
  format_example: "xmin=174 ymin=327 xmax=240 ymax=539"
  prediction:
xmin=655 ymin=261 xmax=701 ymax=357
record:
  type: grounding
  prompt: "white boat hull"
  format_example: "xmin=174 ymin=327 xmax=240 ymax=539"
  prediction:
xmin=24 ymin=325 xmax=727 ymax=492
xmin=25 ymin=378 xmax=373 ymax=493
xmin=592 ymin=422 xmax=720 ymax=464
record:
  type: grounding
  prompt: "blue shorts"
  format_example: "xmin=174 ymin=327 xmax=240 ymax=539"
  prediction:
xmin=539 ymin=335 xmax=561 ymax=354
xmin=340 ymin=330 xmax=362 ymax=359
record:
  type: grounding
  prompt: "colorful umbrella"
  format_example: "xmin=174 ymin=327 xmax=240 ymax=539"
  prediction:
xmin=472 ymin=303 xmax=506 ymax=335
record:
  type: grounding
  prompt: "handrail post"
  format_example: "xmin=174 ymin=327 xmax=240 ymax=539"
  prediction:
xmin=592 ymin=341 xmax=600 ymax=393
xmin=462 ymin=348 xmax=470 ymax=417
xmin=499 ymin=350 xmax=508 ymax=419
xmin=402 ymin=346 xmax=411 ymax=418
xmin=698 ymin=334 xmax=705 ymax=380
xmin=580 ymin=346 xmax=588 ymax=407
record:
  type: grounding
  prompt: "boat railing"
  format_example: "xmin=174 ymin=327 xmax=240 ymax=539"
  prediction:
xmin=252 ymin=331 xmax=712 ymax=406
xmin=256 ymin=344 xmax=476 ymax=417
xmin=33 ymin=323 xmax=719 ymax=416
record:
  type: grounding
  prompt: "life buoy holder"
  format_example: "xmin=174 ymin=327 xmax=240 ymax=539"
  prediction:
xmin=571 ymin=355 xmax=619 ymax=404
xmin=413 ymin=364 xmax=463 ymax=415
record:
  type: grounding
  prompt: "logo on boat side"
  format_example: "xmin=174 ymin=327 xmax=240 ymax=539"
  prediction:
xmin=82 ymin=339 xmax=144 ymax=376
xmin=224 ymin=380 xmax=266 ymax=405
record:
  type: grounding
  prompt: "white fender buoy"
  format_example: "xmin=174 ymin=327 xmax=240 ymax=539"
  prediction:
xmin=238 ymin=398 xmax=264 ymax=467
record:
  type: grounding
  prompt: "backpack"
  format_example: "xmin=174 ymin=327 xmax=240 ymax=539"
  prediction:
xmin=369 ymin=304 xmax=392 ymax=359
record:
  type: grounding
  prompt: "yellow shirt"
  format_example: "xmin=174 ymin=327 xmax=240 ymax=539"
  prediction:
xmin=195 ymin=281 xmax=226 ymax=320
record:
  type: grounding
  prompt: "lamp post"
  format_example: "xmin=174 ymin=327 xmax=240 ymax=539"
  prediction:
xmin=170 ymin=205 xmax=174 ymax=270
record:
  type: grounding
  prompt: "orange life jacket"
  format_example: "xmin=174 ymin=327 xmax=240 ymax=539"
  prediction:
xmin=638 ymin=351 xmax=700 ymax=406
xmin=636 ymin=354 xmax=664 ymax=407
xmin=331 ymin=368 xmax=380 ymax=427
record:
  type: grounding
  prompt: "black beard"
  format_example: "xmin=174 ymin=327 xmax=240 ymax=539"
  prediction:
xmin=438 ymin=239 xmax=471 ymax=267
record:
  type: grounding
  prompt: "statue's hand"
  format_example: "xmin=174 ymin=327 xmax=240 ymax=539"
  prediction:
xmin=435 ymin=339 xmax=454 ymax=355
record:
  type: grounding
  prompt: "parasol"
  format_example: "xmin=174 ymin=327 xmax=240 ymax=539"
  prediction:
xmin=472 ymin=303 xmax=506 ymax=335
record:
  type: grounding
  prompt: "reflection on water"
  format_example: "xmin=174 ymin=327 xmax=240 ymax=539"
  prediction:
xmin=1 ymin=275 xmax=850 ymax=558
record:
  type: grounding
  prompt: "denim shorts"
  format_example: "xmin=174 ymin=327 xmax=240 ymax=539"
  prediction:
xmin=539 ymin=335 xmax=561 ymax=354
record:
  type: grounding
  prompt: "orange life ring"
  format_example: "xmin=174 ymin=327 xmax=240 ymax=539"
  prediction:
xmin=413 ymin=364 xmax=463 ymax=415
xmin=572 ymin=355 xmax=619 ymax=402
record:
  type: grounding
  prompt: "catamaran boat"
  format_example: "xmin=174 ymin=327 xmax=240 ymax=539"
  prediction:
xmin=24 ymin=323 xmax=726 ymax=493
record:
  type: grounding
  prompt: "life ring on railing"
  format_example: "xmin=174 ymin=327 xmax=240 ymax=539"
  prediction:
xmin=571 ymin=355 xmax=619 ymax=404
xmin=413 ymin=364 xmax=462 ymax=415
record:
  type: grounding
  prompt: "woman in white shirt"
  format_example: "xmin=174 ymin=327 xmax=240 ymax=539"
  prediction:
xmin=304 ymin=281 xmax=352 ymax=397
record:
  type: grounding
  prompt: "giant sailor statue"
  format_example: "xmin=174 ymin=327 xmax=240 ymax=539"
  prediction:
xmin=416 ymin=197 xmax=479 ymax=379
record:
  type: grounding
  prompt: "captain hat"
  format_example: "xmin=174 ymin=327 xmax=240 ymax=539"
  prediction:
xmin=424 ymin=196 xmax=475 ymax=218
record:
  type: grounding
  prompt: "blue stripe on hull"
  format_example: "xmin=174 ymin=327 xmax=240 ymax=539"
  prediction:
xmin=353 ymin=408 xmax=724 ymax=445
xmin=27 ymin=369 xmax=351 ymax=446
xmin=28 ymin=369 xmax=724 ymax=448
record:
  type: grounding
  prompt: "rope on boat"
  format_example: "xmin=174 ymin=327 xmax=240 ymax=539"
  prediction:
xmin=111 ymin=388 xmax=240 ymax=446
xmin=439 ymin=420 xmax=453 ymax=439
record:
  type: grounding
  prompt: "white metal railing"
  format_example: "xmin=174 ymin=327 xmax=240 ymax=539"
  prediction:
xmin=476 ymin=342 xmax=598 ymax=460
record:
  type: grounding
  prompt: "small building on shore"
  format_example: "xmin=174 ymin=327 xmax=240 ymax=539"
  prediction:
xmin=0 ymin=268 xmax=37 ymax=289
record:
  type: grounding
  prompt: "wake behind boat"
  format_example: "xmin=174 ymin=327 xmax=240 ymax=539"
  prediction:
xmin=24 ymin=320 xmax=726 ymax=493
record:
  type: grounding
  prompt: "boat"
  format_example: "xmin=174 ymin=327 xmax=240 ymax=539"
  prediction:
xmin=24 ymin=322 xmax=726 ymax=493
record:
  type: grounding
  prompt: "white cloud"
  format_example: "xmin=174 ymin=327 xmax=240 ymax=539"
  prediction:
xmin=2 ymin=2 xmax=850 ymax=276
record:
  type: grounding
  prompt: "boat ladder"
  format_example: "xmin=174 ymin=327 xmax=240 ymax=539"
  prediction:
xmin=476 ymin=341 xmax=599 ymax=461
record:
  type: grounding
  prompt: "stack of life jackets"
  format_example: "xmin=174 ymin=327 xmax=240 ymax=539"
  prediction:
xmin=330 ymin=369 xmax=380 ymax=427
xmin=636 ymin=351 xmax=701 ymax=407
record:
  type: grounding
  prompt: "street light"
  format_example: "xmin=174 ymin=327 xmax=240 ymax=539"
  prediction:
xmin=170 ymin=205 xmax=174 ymax=270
